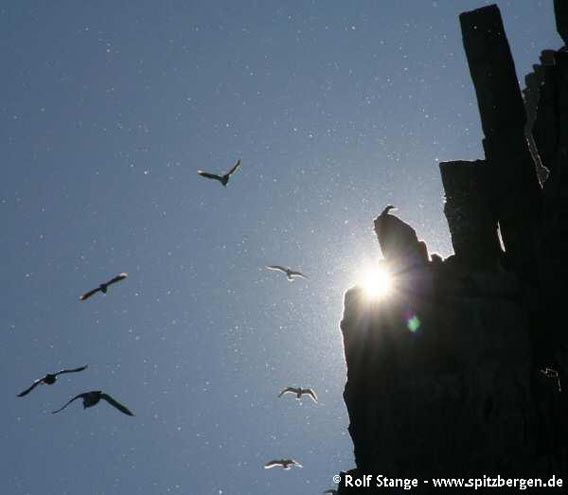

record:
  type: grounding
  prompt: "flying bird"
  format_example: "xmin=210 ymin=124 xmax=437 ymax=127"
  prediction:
xmin=266 ymin=265 xmax=307 ymax=281
xmin=264 ymin=459 xmax=302 ymax=470
xmin=17 ymin=365 xmax=88 ymax=397
xmin=52 ymin=390 xmax=134 ymax=416
xmin=197 ymin=159 xmax=241 ymax=186
xmin=278 ymin=387 xmax=318 ymax=403
xmin=80 ymin=272 xmax=128 ymax=301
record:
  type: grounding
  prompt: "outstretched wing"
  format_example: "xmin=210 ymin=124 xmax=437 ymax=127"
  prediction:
xmin=323 ymin=490 xmax=338 ymax=494
xmin=264 ymin=460 xmax=283 ymax=469
xmin=107 ymin=273 xmax=128 ymax=286
xmin=100 ymin=393 xmax=134 ymax=416
xmin=302 ymin=388 xmax=318 ymax=403
xmin=17 ymin=379 xmax=42 ymax=397
xmin=80 ymin=287 xmax=101 ymax=301
xmin=226 ymin=159 xmax=241 ymax=177
xmin=55 ymin=365 xmax=88 ymax=377
xmin=278 ymin=387 xmax=298 ymax=398
xmin=289 ymin=270 xmax=307 ymax=279
xmin=266 ymin=265 xmax=288 ymax=274
xmin=52 ymin=393 xmax=87 ymax=414
xmin=198 ymin=171 xmax=223 ymax=182
xmin=290 ymin=459 xmax=303 ymax=468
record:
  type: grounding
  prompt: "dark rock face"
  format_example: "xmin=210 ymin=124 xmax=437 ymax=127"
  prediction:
xmin=531 ymin=51 xmax=568 ymax=177
xmin=460 ymin=5 xmax=542 ymax=281
xmin=335 ymin=4 xmax=568 ymax=493
xmin=555 ymin=0 xmax=568 ymax=45
xmin=340 ymin=269 xmax=560 ymax=479
xmin=439 ymin=160 xmax=501 ymax=270
xmin=530 ymin=6 xmax=568 ymax=361
xmin=523 ymin=50 xmax=556 ymax=185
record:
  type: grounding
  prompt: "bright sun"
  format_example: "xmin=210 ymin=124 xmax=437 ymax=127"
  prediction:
xmin=359 ymin=264 xmax=393 ymax=300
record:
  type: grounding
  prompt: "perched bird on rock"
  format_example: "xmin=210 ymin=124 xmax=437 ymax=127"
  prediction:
xmin=197 ymin=159 xmax=241 ymax=187
xmin=264 ymin=459 xmax=302 ymax=470
xmin=52 ymin=390 xmax=134 ymax=416
xmin=18 ymin=365 xmax=88 ymax=397
xmin=278 ymin=387 xmax=318 ymax=403
xmin=374 ymin=205 xmax=428 ymax=265
xmin=266 ymin=265 xmax=307 ymax=281
xmin=80 ymin=273 xmax=128 ymax=301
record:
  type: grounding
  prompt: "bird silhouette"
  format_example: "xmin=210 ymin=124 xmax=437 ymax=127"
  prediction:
xmin=80 ymin=273 xmax=128 ymax=301
xmin=264 ymin=459 xmax=302 ymax=470
xmin=197 ymin=159 xmax=241 ymax=186
xmin=278 ymin=387 xmax=318 ymax=403
xmin=266 ymin=265 xmax=307 ymax=281
xmin=374 ymin=205 xmax=428 ymax=264
xmin=375 ymin=205 xmax=417 ymax=251
xmin=52 ymin=390 xmax=134 ymax=416
xmin=18 ymin=365 xmax=88 ymax=397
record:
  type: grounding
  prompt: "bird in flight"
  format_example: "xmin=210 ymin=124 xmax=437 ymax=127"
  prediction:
xmin=80 ymin=273 xmax=128 ymax=301
xmin=52 ymin=390 xmax=134 ymax=416
xmin=264 ymin=459 xmax=302 ymax=470
xmin=278 ymin=387 xmax=318 ymax=403
xmin=266 ymin=265 xmax=307 ymax=281
xmin=197 ymin=159 xmax=241 ymax=187
xmin=17 ymin=365 xmax=88 ymax=397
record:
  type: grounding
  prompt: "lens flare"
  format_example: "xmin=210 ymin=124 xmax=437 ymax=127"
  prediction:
xmin=359 ymin=265 xmax=393 ymax=300
xmin=406 ymin=315 xmax=421 ymax=333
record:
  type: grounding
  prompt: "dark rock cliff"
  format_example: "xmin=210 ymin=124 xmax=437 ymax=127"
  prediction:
xmin=336 ymin=3 xmax=568 ymax=493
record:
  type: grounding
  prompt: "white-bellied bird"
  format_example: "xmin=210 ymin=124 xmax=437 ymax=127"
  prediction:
xmin=278 ymin=387 xmax=318 ymax=403
xmin=266 ymin=265 xmax=307 ymax=281
xmin=264 ymin=459 xmax=302 ymax=470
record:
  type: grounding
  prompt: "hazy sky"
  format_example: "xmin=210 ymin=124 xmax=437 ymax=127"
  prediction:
xmin=0 ymin=1 xmax=561 ymax=494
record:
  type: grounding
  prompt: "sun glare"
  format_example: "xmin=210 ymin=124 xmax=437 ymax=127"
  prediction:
xmin=359 ymin=264 xmax=393 ymax=300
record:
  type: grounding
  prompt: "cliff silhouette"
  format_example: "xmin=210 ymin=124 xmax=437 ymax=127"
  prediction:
xmin=337 ymin=2 xmax=568 ymax=492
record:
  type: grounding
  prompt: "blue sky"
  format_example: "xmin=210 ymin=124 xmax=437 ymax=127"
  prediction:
xmin=0 ymin=1 xmax=561 ymax=494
